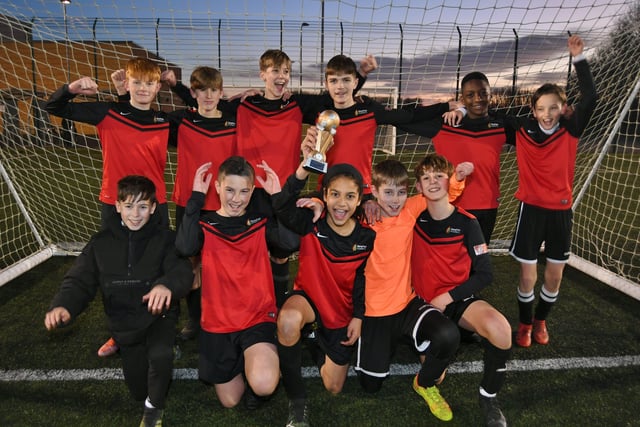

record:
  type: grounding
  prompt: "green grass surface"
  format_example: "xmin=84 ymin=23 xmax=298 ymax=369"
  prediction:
xmin=1 ymin=255 xmax=639 ymax=426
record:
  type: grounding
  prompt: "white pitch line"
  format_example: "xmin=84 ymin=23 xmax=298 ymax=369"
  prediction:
xmin=1 ymin=355 xmax=639 ymax=382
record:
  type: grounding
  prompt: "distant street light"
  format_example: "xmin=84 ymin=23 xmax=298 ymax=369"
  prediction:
xmin=299 ymin=22 xmax=309 ymax=90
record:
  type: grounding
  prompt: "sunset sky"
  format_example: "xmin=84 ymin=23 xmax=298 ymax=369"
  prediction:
xmin=0 ymin=0 xmax=632 ymax=101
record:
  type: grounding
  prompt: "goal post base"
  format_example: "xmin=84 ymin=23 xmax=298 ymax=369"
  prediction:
xmin=0 ymin=244 xmax=79 ymax=288
xmin=568 ymin=255 xmax=640 ymax=301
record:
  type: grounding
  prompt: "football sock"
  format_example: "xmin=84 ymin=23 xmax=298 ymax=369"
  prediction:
xmin=271 ymin=258 xmax=290 ymax=309
xmin=534 ymin=285 xmax=559 ymax=320
xmin=145 ymin=397 xmax=155 ymax=409
xmin=277 ymin=340 xmax=307 ymax=400
xmin=480 ymin=339 xmax=510 ymax=395
xmin=517 ymin=288 xmax=535 ymax=324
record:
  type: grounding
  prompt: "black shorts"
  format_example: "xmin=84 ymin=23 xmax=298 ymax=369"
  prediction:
xmin=198 ymin=322 xmax=276 ymax=385
xmin=443 ymin=295 xmax=481 ymax=324
xmin=355 ymin=297 xmax=436 ymax=377
xmin=287 ymin=290 xmax=354 ymax=366
xmin=509 ymin=202 xmax=572 ymax=263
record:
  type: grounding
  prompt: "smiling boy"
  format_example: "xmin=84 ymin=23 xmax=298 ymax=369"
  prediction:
xmin=46 ymin=57 xmax=170 ymax=229
xmin=175 ymin=157 xmax=280 ymax=410
xmin=411 ymin=154 xmax=512 ymax=427
xmin=508 ymin=35 xmax=597 ymax=348
xmin=310 ymin=54 xmax=455 ymax=199
xmin=355 ymin=159 xmax=472 ymax=422
xmin=45 ymin=175 xmax=192 ymax=427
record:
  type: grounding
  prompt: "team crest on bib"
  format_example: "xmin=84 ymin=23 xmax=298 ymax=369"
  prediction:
xmin=246 ymin=217 xmax=262 ymax=226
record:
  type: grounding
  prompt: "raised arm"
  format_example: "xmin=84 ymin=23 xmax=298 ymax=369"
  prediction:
xmin=568 ymin=35 xmax=598 ymax=136
xmin=111 ymin=69 xmax=127 ymax=97
xmin=175 ymin=163 xmax=212 ymax=257
xmin=161 ymin=69 xmax=198 ymax=108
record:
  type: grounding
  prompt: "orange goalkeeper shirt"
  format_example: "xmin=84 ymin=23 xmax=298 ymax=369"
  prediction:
xmin=364 ymin=176 xmax=464 ymax=317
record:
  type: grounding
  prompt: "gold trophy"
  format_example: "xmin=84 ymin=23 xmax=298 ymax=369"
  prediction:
xmin=303 ymin=110 xmax=340 ymax=174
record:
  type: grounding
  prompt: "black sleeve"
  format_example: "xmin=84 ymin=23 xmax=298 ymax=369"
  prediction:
xmin=219 ymin=97 xmax=240 ymax=114
xmin=568 ymin=59 xmax=598 ymax=137
xmin=293 ymin=93 xmax=331 ymax=125
xmin=396 ymin=116 xmax=443 ymax=138
xmin=45 ymin=85 xmax=111 ymax=125
xmin=372 ymin=101 xmax=450 ymax=126
xmin=153 ymin=231 xmax=194 ymax=300
xmin=270 ymin=174 xmax=315 ymax=235
xmin=171 ymin=81 xmax=197 ymax=108
xmin=166 ymin=110 xmax=186 ymax=148
xmin=502 ymin=115 xmax=520 ymax=146
xmin=351 ymin=256 xmax=368 ymax=319
xmin=175 ymin=191 xmax=205 ymax=257
xmin=48 ymin=239 xmax=100 ymax=318
xmin=448 ymin=218 xmax=493 ymax=302
xmin=412 ymin=103 xmax=451 ymax=121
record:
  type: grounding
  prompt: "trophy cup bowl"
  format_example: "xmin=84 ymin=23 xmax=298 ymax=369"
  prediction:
xmin=303 ymin=110 xmax=340 ymax=174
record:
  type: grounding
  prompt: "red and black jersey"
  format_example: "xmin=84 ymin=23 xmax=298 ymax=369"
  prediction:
xmin=315 ymin=98 xmax=449 ymax=194
xmin=398 ymin=112 xmax=513 ymax=210
xmin=236 ymin=96 xmax=304 ymax=187
xmin=513 ymin=126 xmax=578 ymax=209
xmin=411 ymin=206 xmax=492 ymax=303
xmin=295 ymin=220 xmax=374 ymax=329
xmin=198 ymin=213 xmax=276 ymax=333
xmin=432 ymin=121 xmax=509 ymax=210
xmin=45 ymin=85 xmax=170 ymax=205
xmin=272 ymin=173 xmax=376 ymax=329
xmin=324 ymin=108 xmax=377 ymax=194
xmin=174 ymin=190 xmax=277 ymax=333
xmin=96 ymin=111 xmax=169 ymax=205
xmin=168 ymin=109 xmax=237 ymax=210
xmin=506 ymin=58 xmax=597 ymax=210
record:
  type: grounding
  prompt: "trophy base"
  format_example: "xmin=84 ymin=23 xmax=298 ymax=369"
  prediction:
xmin=303 ymin=158 xmax=328 ymax=174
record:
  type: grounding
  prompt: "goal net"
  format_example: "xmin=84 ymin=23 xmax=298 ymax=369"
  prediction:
xmin=0 ymin=0 xmax=638 ymax=299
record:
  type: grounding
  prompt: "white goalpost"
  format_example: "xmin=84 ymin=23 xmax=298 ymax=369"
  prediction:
xmin=0 ymin=0 xmax=638 ymax=298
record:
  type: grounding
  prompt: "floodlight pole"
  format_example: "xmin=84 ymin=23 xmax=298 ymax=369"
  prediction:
xmin=60 ymin=0 xmax=71 ymax=81
xmin=60 ymin=0 xmax=74 ymax=145
xmin=299 ymin=22 xmax=309 ymax=90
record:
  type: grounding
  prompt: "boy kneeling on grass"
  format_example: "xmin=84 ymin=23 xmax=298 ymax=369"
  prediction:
xmin=411 ymin=154 xmax=512 ymax=427
xmin=44 ymin=175 xmax=193 ymax=427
